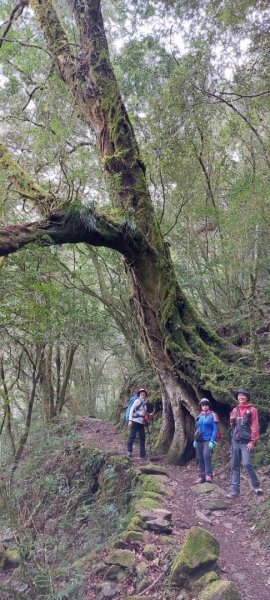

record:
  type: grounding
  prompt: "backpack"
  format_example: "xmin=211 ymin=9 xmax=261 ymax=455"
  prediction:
xmin=211 ymin=413 xmax=222 ymax=441
xmin=195 ymin=411 xmax=222 ymax=441
xmin=125 ymin=396 xmax=143 ymax=423
xmin=234 ymin=406 xmax=252 ymax=443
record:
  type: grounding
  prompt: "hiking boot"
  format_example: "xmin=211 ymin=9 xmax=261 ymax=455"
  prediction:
xmin=226 ymin=490 xmax=239 ymax=499
xmin=139 ymin=455 xmax=148 ymax=461
xmin=194 ymin=477 xmax=205 ymax=484
xmin=205 ymin=475 xmax=213 ymax=483
xmin=127 ymin=451 xmax=132 ymax=458
xmin=254 ymin=487 xmax=263 ymax=495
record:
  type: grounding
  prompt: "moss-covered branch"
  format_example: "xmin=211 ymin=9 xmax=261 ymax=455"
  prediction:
xmin=0 ymin=142 xmax=57 ymax=216
xmin=0 ymin=206 xmax=147 ymax=258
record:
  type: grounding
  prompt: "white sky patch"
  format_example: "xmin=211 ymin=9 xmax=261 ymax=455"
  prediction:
xmin=112 ymin=15 xmax=187 ymax=56
xmin=0 ymin=69 xmax=8 ymax=88
xmin=240 ymin=38 xmax=251 ymax=53
xmin=226 ymin=148 xmax=240 ymax=162
xmin=26 ymin=99 xmax=36 ymax=113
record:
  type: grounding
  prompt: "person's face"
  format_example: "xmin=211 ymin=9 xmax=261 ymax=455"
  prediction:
xmin=139 ymin=391 xmax=147 ymax=400
xmin=201 ymin=402 xmax=210 ymax=411
xmin=237 ymin=393 xmax=249 ymax=405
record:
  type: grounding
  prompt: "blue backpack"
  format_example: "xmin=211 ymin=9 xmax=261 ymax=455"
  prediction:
xmin=125 ymin=396 xmax=142 ymax=423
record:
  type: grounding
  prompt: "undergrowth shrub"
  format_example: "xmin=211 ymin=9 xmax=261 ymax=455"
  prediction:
xmin=0 ymin=418 xmax=140 ymax=599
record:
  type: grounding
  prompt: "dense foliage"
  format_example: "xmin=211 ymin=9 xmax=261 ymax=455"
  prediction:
xmin=0 ymin=0 xmax=270 ymax=460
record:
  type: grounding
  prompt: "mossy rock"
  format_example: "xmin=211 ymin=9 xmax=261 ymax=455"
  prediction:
xmin=123 ymin=530 xmax=145 ymax=541
xmin=106 ymin=564 xmax=126 ymax=581
xmin=72 ymin=551 xmax=97 ymax=570
xmin=192 ymin=483 xmax=226 ymax=496
xmin=145 ymin=517 xmax=172 ymax=534
xmin=200 ymin=498 xmax=230 ymax=511
xmin=142 ymin=544 xmax=155 ymax=560
xmin=92 ymin=562 xmax=106 ymax=574
xmin=169 ymin=526 xmax=219 ymax=586
xmin=140 ymin=475 xmax=166 ymax=495
xmin=127 ymin=515 xmax=146 ymax=531
xmin=141 ymin=491 xmax=164 ymax=502
xmin=138 ymin=507 xmax=172 ymax=522
xmin=136 ymin=497 xmax=161 ymax=510
xmin=198 ymin=579 xmax=241 ymax=599
xmin=105 ymin=549 xmax=136 ymax=568
xmin=0 ymin=548 xmax=20 ymax=571
xmin=193 ymin=571 xmax=219 ymax=592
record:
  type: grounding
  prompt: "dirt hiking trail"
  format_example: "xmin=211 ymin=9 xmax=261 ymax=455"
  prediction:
xmin=78 ymin=416 xmax=270 ymax=600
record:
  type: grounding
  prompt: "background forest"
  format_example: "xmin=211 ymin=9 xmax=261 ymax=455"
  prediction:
xmin=1 ymin=2 xmax=270 ymax=599
xmin=1 ymin=0 xmax=270 ymax=462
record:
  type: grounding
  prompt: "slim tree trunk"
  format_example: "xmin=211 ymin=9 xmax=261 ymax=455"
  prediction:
xmin=13 ymin=346 xmax=42 ymax=468
xmin=56 ymin=345 xmax=78 ymax=414
xmin=0 ymin=359 xmax=16 ymax=455
xmin=39 ymin=345 xmax=56 ymax=421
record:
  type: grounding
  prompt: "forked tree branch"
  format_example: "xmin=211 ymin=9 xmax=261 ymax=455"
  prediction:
xmin=0 ymin=142 xmax=57 ymax=216
xmin=0 ymin=208 xmax=146 ymax=259
xmin=0 ymin=0 xmax=28 ymax=48
xmin=0 ymin=143 xmax=147 ymax=259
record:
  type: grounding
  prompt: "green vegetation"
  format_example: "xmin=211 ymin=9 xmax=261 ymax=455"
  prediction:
xmin=0 ymin=420 xmax=140 ymax=598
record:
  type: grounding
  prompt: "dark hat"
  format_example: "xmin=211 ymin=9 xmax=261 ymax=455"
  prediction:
xmin=235 ymin=387 xmax=250 ymax=399
xmin=199 ymin=398 xmax=211 ymax=406
xmin=138 ymin=388 xmax=148 ymax=396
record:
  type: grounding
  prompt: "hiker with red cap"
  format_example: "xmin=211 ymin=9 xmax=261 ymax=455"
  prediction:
xmin=227 ymin=387 xmax=263 ymax=498
xmin=127 ymin=388 xmax=150 ymax=460
xmin=193 ymin=398 xmax=219 ymax=483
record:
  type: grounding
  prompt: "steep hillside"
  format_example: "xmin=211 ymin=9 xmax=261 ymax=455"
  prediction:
xmin=0 ymin=417 xmax=269 ymax=599
xmin=0 ymin=420 xmax=140 ymax=599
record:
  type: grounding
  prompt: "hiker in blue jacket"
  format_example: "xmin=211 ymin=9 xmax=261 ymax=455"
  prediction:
xmin=127 ymin=388 xmax=149 ymax=460
xmin=193 ymin=398 xmax=219 ymax=483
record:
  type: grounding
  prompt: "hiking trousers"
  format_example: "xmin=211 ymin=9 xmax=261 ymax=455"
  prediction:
xmin=127 ymin=422 xmax=146 ymax=457
xmin=231 ymin=441 xmax=261 ymax=492
xmin=196 ymin=440 xmax=212 ymax=479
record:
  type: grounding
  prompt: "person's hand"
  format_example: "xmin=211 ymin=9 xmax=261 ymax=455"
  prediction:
xmin=193 ymin=440 xmax=197 ymax=448
xmin=247 ymin=442 xmax=253 ymax=451
xmin=128 ymin=420 xmax=133 ymax=427
xmin=208 ymin=441 xmax=215 ymax=450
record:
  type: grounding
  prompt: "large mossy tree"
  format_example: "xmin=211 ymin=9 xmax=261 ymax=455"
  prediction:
xmin=0 ymin=0 xmax=269 ymax=462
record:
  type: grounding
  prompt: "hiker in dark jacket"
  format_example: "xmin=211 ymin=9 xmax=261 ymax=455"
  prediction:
xmin=193 ymin=398 xmax=219 ymax=483
xmin=227 ymin=387 xmax=263 ymax=498
xmin=127 ymin=388 xmax=148 ymax=460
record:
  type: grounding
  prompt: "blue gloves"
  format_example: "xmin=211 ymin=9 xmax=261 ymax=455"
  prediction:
xmin=208 ymin=441 xmax=216 ymax=450
xmin=193 ymin=440 xmax=197 ymax=448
